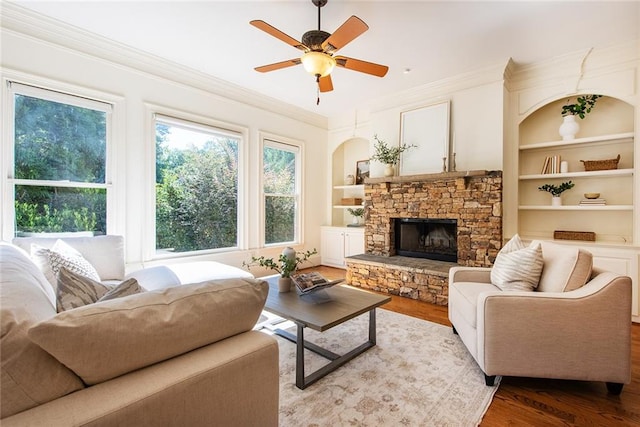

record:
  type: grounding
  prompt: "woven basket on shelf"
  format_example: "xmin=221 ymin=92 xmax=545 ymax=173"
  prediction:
xmin=554 ymin=230 xmax=596 ymax=242
xmin=580 ymin=154 xmax=620 ymax=171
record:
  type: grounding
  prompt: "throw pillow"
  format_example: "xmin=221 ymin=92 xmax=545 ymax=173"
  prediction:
xmin=490 ymin=234 xmax=544 ymax=291
xmin=28 ymin=278 xmax=269 ymax=385
xmin=32 ymin=240 xmax=101 ymax=289
xmin=56 ymin=267 xmax=144 ymax=312
xmin=536 ymin=241 xmax=593 ymax=292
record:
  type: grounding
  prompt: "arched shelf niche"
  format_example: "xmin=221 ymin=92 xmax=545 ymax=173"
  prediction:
xmin=331 ymin=137 xmax=369 ymax=226
xmin=517 ymin=94 xmax=636 ymax=244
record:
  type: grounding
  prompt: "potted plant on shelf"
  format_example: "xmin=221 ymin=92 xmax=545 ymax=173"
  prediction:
xmin=559 ymin=94 xmax=602 ymax=140
xmin=347 ymin=207 xmax=365 ymax=226
xmin=538 ymin=180 xmax=574 ymax=206
xmin=370 ymin=134 xmax=416 ymax=177
xmin=243 ymin=247 xmax=317 ymax=292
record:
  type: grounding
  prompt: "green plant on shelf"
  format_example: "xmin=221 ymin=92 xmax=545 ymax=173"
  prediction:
xmin=538 ymin=181 xmax=574 ymax=196
xmin=347 ymin=208 xmax=364 ymax=218
xmin=561 ymin=94 xmax=602 ymax=119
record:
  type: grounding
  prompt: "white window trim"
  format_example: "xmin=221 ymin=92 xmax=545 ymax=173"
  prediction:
xmin=259 ymin=132 xmax=304 ymax=248
xmin=1 ymin=74 xmax=124 ymax=240
xmin=145 ymin=104 xmax=249 ymax=261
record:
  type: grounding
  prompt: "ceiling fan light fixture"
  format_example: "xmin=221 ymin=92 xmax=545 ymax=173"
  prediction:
xmin=301 ymin=51 xmax=336 ymax=77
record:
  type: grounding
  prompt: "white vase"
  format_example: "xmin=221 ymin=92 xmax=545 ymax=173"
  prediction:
xmin=551 ymin=196 xmax=562 ymax=206
xmin=352 ymin=215 xmax=360 ymax=225
xmin=384 ymin=164 xmax=395 ymax=177
xmin=278 ymin=277 xmax=292 ymax=293
xmin=559 ymin=115 xmax=580 ymax=141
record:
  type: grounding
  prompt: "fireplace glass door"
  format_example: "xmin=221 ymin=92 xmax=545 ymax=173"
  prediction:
xmin=394 ymin=218 xmax=457 ymax=262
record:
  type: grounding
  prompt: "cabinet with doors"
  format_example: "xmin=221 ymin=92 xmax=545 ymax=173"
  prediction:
xmin=320 ymin=226 xmax=365 ymax=269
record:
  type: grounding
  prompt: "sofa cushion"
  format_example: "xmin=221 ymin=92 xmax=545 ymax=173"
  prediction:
xmin=537 ymin=241 xmax=593 ymax=292
xmin=56 ymin=267 xmax=144 ymax=312
xmin=13 ymin=235 xmax=125 ymax=281
xmin=28 ymin=278 xmax=268 ymax=385
xmin=490 ymin=234 xmax=544 ymax=291
xmin=449 ymin=281 xmax=499 ymax=328
xmin=0 ymin=243 xmax=84 ymax=418
xmin=32 ymin=240 xmax=101 ymax=288
xmin=125 ymin=261 xmax=254 ymax=291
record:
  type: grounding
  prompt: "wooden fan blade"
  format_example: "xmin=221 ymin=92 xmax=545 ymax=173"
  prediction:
xmin=254 ymin=58 xmax=302 ymax=73
xmin=318 ymin=74 xmax=333 ymax=93
xmin=335 ymin=56 xmax=388 ymax=77
xmin=322 ymin=16 xmax=368 ymax=53
xmin=250 ymin=20 xmax=308 ymax=51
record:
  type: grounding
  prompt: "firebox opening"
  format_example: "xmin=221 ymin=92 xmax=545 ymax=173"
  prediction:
xmin=394 ymin=218 xmax=457 ymax=262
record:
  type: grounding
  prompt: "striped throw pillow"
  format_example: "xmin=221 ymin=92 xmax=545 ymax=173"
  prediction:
xmin=490 ymin=234 xmax=543 ymax=291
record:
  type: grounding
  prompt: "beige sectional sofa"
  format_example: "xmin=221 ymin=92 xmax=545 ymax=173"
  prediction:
xmin=1 ymin=240 xmax=279 ymax=425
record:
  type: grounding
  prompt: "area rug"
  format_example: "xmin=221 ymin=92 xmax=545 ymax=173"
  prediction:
xmin=261 ymin=308 xmax=500 ymax=427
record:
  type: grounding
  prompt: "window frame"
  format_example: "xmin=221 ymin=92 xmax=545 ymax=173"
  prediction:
xmin=259 ymin=132 xmax=304 ymax=248
xmin=2 ymin=78 xmax=121 ymax=240
xmin=146 ymin=107 xmax=248 ymax=260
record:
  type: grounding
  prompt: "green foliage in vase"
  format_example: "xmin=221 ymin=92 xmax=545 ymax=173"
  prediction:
xmin=370 ymin=135 xmax=416 ymax=165
xmin=243 ymin=249 xmax=317 ymax=278
xmin=561 ymin=94 xmax=602 ymax=119
xmin=538 ymin=181 xmax=574 ymax=196
xmin=347 ymin=208 xmax=364 ymax=217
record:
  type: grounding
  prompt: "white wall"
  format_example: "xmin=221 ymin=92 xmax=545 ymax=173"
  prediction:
xmin=0 ymin=11 xmax=328 ymax=272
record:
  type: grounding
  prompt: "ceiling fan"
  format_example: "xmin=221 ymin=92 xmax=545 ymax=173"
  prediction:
xmin=250 ymin=0 xmax=388 ymax=103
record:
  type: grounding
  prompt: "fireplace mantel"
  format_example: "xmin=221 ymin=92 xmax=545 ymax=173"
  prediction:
xmin=365 ymin=170 xmax=492 ymax=185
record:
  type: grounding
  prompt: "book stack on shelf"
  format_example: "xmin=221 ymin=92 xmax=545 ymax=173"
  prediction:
xmin=580 ymin=198 xmax=606 ymax=206
xmin=541 ymin=155 xmax=562 ymax=174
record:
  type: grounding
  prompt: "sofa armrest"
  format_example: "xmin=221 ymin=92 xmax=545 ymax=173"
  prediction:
xmin=449 ymin=266 xmax=492 ymax=285
xmin=477 ymin=272 xmax=632 ymax=383
xmin=2 ymin=331 xmax=279 ymax=427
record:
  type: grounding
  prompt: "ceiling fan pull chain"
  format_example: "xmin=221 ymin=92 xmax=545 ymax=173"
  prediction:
xmin=316 ymin=76 xmax=321 ymax=105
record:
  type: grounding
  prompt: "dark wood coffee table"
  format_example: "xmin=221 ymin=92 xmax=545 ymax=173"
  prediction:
xmin=263 ymin=276 xmax=390 ymax=389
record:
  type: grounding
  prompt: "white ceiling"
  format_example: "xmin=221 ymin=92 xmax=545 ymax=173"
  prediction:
xmin=11 ymin=1 xmax=640 ymax=120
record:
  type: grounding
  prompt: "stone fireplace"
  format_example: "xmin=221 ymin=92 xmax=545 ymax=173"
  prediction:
xmin=346 ymin=170 xmax=502 ymax=305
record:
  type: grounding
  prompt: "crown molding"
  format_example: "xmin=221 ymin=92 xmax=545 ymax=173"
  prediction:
xmin=505 ymin=39 xmax=640 ymax=94
xmin=369 ymin=59 xmax=511 ymax=114
xmin=0 ymin=3 xmax=328 ymax=129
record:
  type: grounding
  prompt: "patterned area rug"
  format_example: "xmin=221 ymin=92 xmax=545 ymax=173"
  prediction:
xmin=261 ymin=308 xmax=499 ymax=427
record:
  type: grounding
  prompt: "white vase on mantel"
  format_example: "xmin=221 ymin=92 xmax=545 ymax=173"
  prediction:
xmin=551 ymin=196 xmax=562 ymax=207
xmin=384 ymin=164 xmax=395 ymax=177
xmin=559 ymin=115 xmax=580 ymax=141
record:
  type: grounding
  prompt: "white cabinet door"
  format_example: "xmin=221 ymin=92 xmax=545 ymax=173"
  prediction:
xmin=344 ymin=229 xmax=364 ymax=258
xmin=321 ymin=227 xmax=346 ymax=268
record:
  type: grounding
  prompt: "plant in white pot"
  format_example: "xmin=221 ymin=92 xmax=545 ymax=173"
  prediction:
xmin=538 ymin=181 xmax=574 ymax=206
xmin=347 ymin=207 xmax=365 ymax=226
xmin=559 ymin=94 xmax=602 ymax=140
xmin=370 ymin=135 xmax=415 ymax=177
xmin=243 ymin=247 xmax=317 ymax=292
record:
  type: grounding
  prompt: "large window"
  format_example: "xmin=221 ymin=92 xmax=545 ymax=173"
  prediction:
xmin=155 ymin=115 xmax=240 ymax=253
xmin=263 ymin=139 xmax=301 ymax=245
xmin=8 ymin=83 xmax=111 ymax=236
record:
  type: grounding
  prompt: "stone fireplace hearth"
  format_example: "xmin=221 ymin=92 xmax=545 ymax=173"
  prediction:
xmin=346 ymin=170 xmax=502 ymax=305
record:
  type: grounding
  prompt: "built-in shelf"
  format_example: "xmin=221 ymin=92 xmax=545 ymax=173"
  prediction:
xmin=519 ymin=132 xmax=634 ymax=151
xmin=519 ymin=168 xmax=634 ymax=180
xmin=333 ymin=205 xmax=364 ymax=209
xmin=519 ymin=205 xmax=633 ymax=211
xmin=333 ymin=184 xmax=364 ymax=190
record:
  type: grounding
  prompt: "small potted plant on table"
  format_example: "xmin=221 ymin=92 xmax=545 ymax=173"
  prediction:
xmin=243 ymin=247 xmax=317 ymax=292
xmin=538 ymin=180 xmax=575 ymax=206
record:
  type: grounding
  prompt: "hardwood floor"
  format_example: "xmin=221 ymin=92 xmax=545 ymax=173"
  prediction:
xmin=304 ymin=266 xmax=640 ymax=426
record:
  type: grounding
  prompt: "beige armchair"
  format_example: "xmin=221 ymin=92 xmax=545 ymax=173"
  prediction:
xmin=448 ymin=254 xmax=632 ymax=394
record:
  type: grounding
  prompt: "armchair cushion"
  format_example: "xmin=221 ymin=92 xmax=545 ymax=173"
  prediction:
xmin=490 ymin=234 xmax=543 ymax=291
xmin=537 ymin=241 xmax=593 ymax=292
